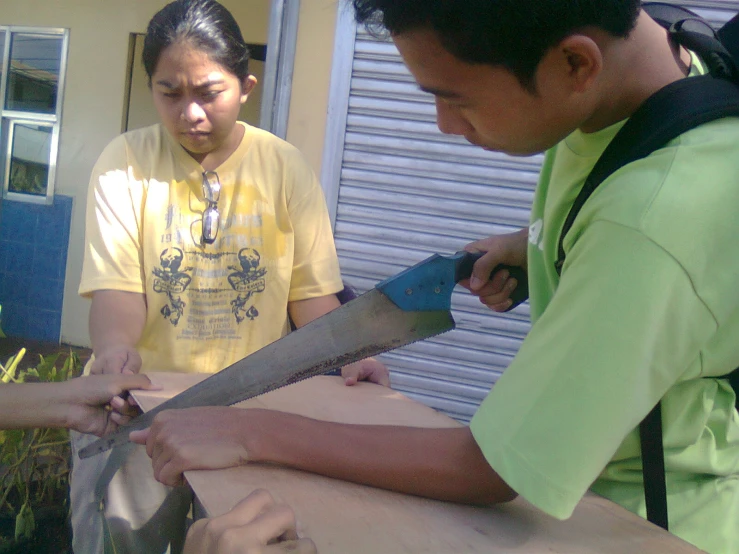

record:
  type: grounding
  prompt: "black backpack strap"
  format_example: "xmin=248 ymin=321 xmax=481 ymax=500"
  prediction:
xmin=553 ymin=76 xmax=739 ymax=530
xmin=549 ymin=2 xmax=739 ymax=533
xmin=719 ymin=13 xmax=739 ymax=67
xmin=554 ymin=75 xmax=739 ymax=275
xmin=644 ymin=2 xmax=739 ymax=82
xmin=728 ymin=367 xmax=739 ymax=410
xmin=557 ymin=2 xmax=739 ymax=277
xmin=640 ymin=365 xmax=739 ymax=531
xmin=639 ymin=403 xmax=669 ymax=530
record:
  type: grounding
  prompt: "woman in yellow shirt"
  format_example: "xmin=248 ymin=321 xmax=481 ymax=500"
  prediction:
xmin=72 ymin=0 xmax=387 ymax=551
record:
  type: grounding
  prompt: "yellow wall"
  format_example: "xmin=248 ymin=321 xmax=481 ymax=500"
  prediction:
xmin=0 ymin=0 xmax=286 ymax=346
xmin=126 ymin=34 xmax=159 ymax=132
xmin=286 ymin=0 xmax=338 ymax=174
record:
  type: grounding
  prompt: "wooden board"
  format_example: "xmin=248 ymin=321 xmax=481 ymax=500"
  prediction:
xmin=132 ymin=373 xmax=461 ymax=428
xmin=132 ymin=374 xmax=705 ymax=554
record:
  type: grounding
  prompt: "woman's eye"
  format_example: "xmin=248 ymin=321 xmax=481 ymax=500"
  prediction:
xmin=202 ymin=91 xmax=221 ymax=101
xmin=162 ymin=92 xmax=180 ymax=99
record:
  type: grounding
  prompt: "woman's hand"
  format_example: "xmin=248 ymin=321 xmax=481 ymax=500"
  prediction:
xmin=87 ymin=290 xmax=148 ymax=421
xmin=341 ymin=358 xmax=390 ymax=387
xmin=184 ymin=489 xmax=316 ymax=554
xmin=89 ymin=345 xmax=143 ymax=376
xmin=86 ymin=346 xmax=144 ymax=429
xmin=89 ymin=290 xmax=146 ymax=377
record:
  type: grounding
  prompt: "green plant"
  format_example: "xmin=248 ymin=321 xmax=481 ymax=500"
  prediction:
xmin=0 ymin=348 xmax=80 ymax=548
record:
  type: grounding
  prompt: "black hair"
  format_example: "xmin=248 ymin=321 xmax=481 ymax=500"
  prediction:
xmin=143 ymin=0 xmax=250 ymax=84
xmin=352 ymin=0 xmax=641 ymax=89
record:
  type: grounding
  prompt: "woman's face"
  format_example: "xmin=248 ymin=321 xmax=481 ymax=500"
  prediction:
xmin=150 ymin=41 xmax=256 ymax=161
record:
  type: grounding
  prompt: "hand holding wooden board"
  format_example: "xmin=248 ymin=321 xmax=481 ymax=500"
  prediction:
xmin=131 ymin=375 xmax=704 ymax=554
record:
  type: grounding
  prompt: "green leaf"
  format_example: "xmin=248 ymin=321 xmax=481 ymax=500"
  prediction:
xmin=44 ymin=428 xmax=68 ymax=442
xmin=4 ymin=429 xmax=23 ymax=450
xmin=14 ymin=502 xmax=35 ymax=541
xmin=0 ymin=347 xmax=74 ymax=530
xmin=60 ymin=351 xmax=81 ymax=381
xmin=35 ymin=353 xmax=60 ymax=382
xmin=60 ymin=355 xmax=71 ymax=381
xmin=0 ymin=348 xmax=25 ymax=383
xmin=22 ymin=368 xmax=39 ymax=381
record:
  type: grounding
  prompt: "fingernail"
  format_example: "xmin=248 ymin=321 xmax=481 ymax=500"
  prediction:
xmin=506 ymin=279 xmax=517 ymax=291
xmin=470 ymin=277 xmax=482 ymax=289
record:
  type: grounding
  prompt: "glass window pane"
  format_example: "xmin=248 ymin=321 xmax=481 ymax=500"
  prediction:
xmin=0 ymin=31 xmax=6 ymax=78
xmin=6 ymin=34 xmax=62 ymax=114
xmin=8 ymin=123 xmax=51 ymax=196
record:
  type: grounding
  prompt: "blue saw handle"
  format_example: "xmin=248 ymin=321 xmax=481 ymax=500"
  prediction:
xmin=377 ymin=250 xmax=528 ymax=312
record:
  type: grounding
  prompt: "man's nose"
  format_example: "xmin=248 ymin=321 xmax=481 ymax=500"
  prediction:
xmin=435 ymin=98 xmax=469 ymax=136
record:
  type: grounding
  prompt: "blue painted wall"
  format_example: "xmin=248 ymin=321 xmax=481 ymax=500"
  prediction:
xmin=0 ymin=195 xmax=73 ymax=342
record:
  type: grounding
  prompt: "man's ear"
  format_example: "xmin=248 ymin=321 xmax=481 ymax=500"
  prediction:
xmin=556 ymin=35 xmax=603 ymax=93
xmin=240 ymin=75 xmax=258 ymax=103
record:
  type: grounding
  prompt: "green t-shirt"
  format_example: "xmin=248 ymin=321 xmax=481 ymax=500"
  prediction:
xmin=470 ymin=82 xmax=739 ymax=553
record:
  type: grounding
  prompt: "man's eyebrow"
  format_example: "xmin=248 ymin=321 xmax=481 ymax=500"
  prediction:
xmin=419 ymin=85 xmax=462 ymax=99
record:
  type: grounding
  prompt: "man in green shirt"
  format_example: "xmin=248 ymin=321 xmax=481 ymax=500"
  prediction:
xmin=133 ymin=1 xmax=739 ymax=552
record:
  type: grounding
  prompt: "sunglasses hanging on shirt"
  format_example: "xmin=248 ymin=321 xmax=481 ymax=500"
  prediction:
xmin=201 ymin=170 xmax=221 ymax=245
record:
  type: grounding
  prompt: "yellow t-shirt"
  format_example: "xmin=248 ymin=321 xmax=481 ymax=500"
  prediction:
xmin=79 ymin=122 xmax=343 ymax=374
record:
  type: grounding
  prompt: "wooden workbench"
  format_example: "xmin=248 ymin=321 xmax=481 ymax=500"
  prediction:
xmin=132 ymin=374 xmax=705 ymax=554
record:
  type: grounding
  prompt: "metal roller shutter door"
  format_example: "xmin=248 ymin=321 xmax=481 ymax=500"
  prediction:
xmin=322 ymin=1 xmax=739 ymax=423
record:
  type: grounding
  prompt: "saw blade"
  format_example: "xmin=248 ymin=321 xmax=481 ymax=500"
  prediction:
xmin=79 ymin=288 xmax=455 ymax=458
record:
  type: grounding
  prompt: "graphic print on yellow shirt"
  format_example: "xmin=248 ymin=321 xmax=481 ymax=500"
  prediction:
xmin=226 ymin=247 xmax=266 ymax=323
xmin=152 ymin=224 xmax=269 ymax=334
xmin=147 ymin=166 xmax=285 ymax=345
xmin=80 ymin=123 xmax=343 ymax=375
xmin=153 ymin=247 xmax=193 ymax=326
xmin=151 ymin=246 xmax=268 ymax=332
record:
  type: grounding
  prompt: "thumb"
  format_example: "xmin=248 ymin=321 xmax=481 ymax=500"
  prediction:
xmin=129 ymin=428 xmax=150 ymax=445
xmin=121 ymin=360 xmax=141 ymax=375
xmin=89 ymin=356 xmax=106 ymax=375
xmin=469 ymin=251 xmax=503 ymax=291
xmin=463 ymin=241 xmax=500 ymax=291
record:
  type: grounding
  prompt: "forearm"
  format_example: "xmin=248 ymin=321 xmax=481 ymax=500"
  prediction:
xmin=288 ymin=294 xmax=341 ymax=328
xmin=0 ymin=383 xmax=71 ymax=428
xmin=248 ymin=411 xmax=516 ymax=505
xmin=90 ymin=290 xmax=147 ymax=353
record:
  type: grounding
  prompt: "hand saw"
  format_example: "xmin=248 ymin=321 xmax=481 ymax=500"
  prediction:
xmin=79 ymin=251 xmax=527 ymax=459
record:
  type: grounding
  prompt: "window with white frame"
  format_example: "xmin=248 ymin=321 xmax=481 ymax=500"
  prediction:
xmin=0 ymin=27 xmax=69 ymax=204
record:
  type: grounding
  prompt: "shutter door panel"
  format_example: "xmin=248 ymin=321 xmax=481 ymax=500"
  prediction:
xmin=330 ymin=2 xmax=739 ymax=422
xmin=336 ymin=28 xmax=537 ymax=423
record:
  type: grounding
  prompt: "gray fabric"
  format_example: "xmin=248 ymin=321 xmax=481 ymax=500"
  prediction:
xmin=70 ymin=430 xmax=193 ymax=554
